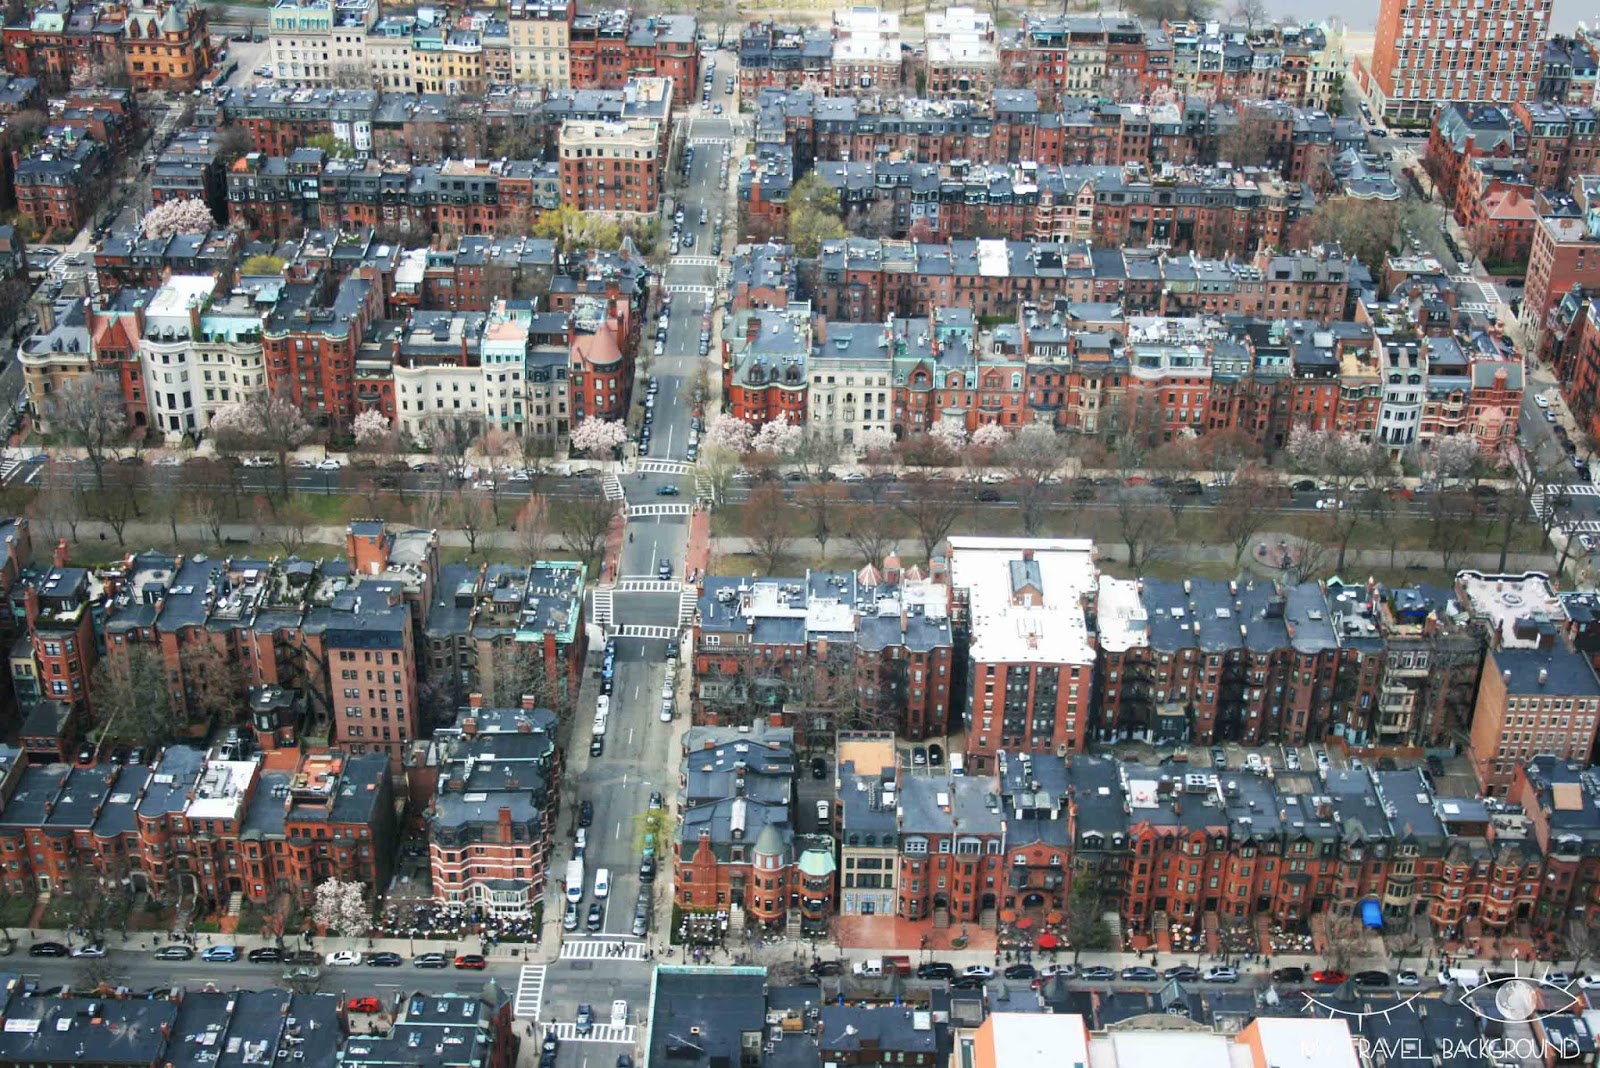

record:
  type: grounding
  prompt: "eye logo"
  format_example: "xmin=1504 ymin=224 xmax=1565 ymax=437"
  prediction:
xmin=1458 ymin=973 xmax=1582 ymax=1024
xmin=1303 ymin=969 xmax=1582 ymax=1022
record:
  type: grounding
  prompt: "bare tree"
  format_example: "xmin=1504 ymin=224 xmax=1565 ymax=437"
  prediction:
xmin=451 ymin=492 xmax=493 ymax=555
xmin=1112 ymin=486 xmax=1175 ymax=573
xmin=896 ymin=476 xmax=967 ymax=564
xmin=421 ymin=415 xmax=476 ymax=488
xmin=844 ymin=509 xmax=897 ymax=568
xmin=796 ymin=482 xmax=846 ymax=561
xmin=1428 ymin=491 xmax=1480 ymax=576
xmin=552 ymin=497 xmax=615 ymax=571
xmin=96 ymin=462 xmax=143 ymax=547
xmin=740 ymin=484 xmax=796 ymax=575
xmin=1001 ymin=425 xmax=1068 ymax=535
xmin=274 ymin=502 xmax=317 ymax=557
xmin=193 ymin=494 xmax=227 ymax=547
xmin=31 ymin=462 xmax=84 ymax=543
xmin=45 ymin=375 xmax=126 ymax=496
xmin=1216 ymin=469 xmax=1274 ymax=568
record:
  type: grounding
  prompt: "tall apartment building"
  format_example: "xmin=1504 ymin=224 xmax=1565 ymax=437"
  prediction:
xmin=923 ymin=6 xmax=998 ymax=101
xmin=557 ymin=119 xmax=660 ymax=215
xmin=262 ymin=274 xmax=381 ymax=432
xmin=427 ymin=696 xmax=563 ymax=917
xmin=269 ymin=0 xmax=378 ymax=87
xmin=692 ymin=562 xmax=955 ymax=743
xmin=1358 ymin=0 xmax=1552 ymax=123
xmin=947 ymin=537 xmax=1098 ymax=774
xmin=831 ymin=6 xmax=901 ymax=92
xmin=508 ymin=0 xmax=572 ymax=87
xmin=138 ymin=274 xmax=269 ymax=436
xmin=1524 ymin=177 xmax=1600 ymax=353
xmin=1459 ymin=571 xmax=1600 ymax=796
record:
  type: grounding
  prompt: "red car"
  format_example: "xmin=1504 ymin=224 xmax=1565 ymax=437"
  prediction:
xmin=347 ymin=997 xmax=381 ymax=1014
xmin=454 ymin=954 xmax=487 ymax=970
xmin=1312 ymin=970 xmax=1348 ymax=985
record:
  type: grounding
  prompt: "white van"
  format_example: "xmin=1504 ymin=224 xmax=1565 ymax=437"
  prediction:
xmin=660 ymin=699 xmax=673 ymax=723
xmin=594 ymin=868 xmax=610 ymax=899
xmin=611 ymin=1000 xmax=628 ymax=1027
xmin=816 ymin=800 xmax=830 ymax=823
xmin=1438 ymin=968 xmax=1482 ymax=989
xmin=565 ymin=859 xmax=584 ymax=903
xmin=949 ymin=753 xmax=965 ymax=777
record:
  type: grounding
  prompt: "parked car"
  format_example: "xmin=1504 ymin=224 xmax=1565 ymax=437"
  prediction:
xmin=928 ymin=744 xmax=944 ymax=766
xmin=563 ymin=902 xmax=580 ymax=931
xmin=413 ymin=952 xmax=449 ymax=968
xmin=1271 ymin=967 xmax=1305 ymax=983
xmin=916 ymin=962 xmax=955 ymax=980
xmin=1003 ymin=964 xmax=1037 ymax=980
xmin=29 ymin=942 xmax=69 ymax=957
xmin=809 ymin=960 xmax=845 ymax=976
xmin=1312 ymin=970 xmax=1348 ymax=985
xmin=1395 ymin=970 xmax=1420 ymax=986
xmin=247 ymin=947 xmax=285 ymax=963
xmin=368 ymin=952 xmax=403 ymax=967
xmin=155 ymin=944 xmax=195 ymax=961
xmin=1203 ymin=967 xmax=1239 ymax=983
xmin=579 ymin=801 xmax=594 ymax=827
xmin=202 ymin=946 xmax=241 ymax=963
xmin=811 ymin=757 xmax=828 ymax=779
xmin=1121 ymin=967 xmax=1160 ymax=981
xmin=1164 ymin=966 xmax=1200 ymax=981
xmin=576 ymin=1004 xmax=594 ymax=1035
xmin=1080 ymin=966 xmax=1115 ymax=981
xmin=71 ymin=943 xmax=107 ymax=958
xmin=962 ymin=965 xmax=995 ymax=980
xmin=454 ymin=955 xmax=487 ymax=970
xmin=587 ymin=904 xmax=604 ymax=932
xmin=325 ymin=950 xmax=363 ymax=966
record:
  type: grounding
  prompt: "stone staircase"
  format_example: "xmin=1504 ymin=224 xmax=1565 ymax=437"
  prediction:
xmin=933 ymin=908 xmax=950 ymax=930
xmin=227 ymin=891 xmax=244 ymax=917
xmin=979 ymin=908 xmax=997 ymax=931
xmin=1104 ymin=911 xmax=1122 ymax=947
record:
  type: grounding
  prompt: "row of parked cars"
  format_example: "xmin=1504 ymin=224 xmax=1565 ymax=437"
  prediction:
xmin=18 ymin=941 xmax=490 ymax=970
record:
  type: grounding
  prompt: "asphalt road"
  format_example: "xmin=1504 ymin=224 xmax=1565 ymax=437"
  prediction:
xmin=532 ymin=54 xmax=744 ymax=1064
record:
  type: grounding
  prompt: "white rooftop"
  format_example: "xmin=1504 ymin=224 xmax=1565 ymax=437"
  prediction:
xmin=948 ymin=537 xmax=1096 ymax=665
xmin=1457 ymin=570 xmax=1566 ymax=648
xmin=987 ymin=1013 xmax=1089 ymax=1068
xmin=147 ymin=274 xmax=217 ymax=321
xmin=925 ymin=5 xmax=998 ymax=65
xmin=185 ymin=759 xmax=258 ymax=820
xmin=1246 ymin=1019 xmax=1360 ymax=1068
xmin=1091 ymin=1032 xmax=1250 ymax=1068
xmin=1096 ymin=576 xmax=1148 ymax=653
xmin=833 ymin=5 xmax=900 ymax=63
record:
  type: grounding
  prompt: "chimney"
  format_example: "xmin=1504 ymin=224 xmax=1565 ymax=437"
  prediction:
xmin=52 ymin=538 xmax=68 ymax=568
xmin=468 ymin=692 xmax=483 ymax=709
xmin=521 ymin=693 xmax=538 ymax=711
xmin=745 ymin=315 xmax=761 ymax=344
xmin=23 ymin=584 xmax=38 ymax=630
xmin=1022 ymin=548 xmax=1034 ymax=562
xmin=901 ymin=607 xmax=908 ymax=634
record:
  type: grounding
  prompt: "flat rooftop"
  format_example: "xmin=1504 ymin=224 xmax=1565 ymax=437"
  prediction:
xmin=948 ymin=537 xmax=1097 ymax=665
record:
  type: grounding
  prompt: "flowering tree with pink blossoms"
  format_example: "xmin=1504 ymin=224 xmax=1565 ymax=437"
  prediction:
xmin=569 ymin=418 xmax=629 ymax=457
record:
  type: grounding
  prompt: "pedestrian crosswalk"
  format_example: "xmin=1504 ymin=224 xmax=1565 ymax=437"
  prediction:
xmin=545 ymin=1021 xmax=638 ymax=1045
xmin=617 ymin=624 xmax=680 ymax=640
xmin=560 ymin=938 xmax=646 ymax=961
xmin=591 ymin=586 xmax=614 ymax=629
xmin=602 ymin=473 xmax=625 ymax=501
xmin=678 ymin=586 xmax=697 ymax=625
xmin=637 ymin=459 xmax=693 ymax=476
xmin=625 ymin=502 xmax=693 ymax=518
xmin=514 ymin=963 xmax=546 ymax=1019
xmin=615 ymin=579 xmax=684 ymax=593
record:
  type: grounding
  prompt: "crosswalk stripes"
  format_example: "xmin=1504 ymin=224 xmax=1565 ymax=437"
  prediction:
xmin=615 ymin=579 xmax=684 ymax=593
xmin=678 ymin=586 xmax=697 ymax=625
xmin=544 ymin=1021 xmax=638 ymax=1045
xmin=514 ymin=963 xmax=546 ymax=1019
xmin=591 ymin=586 xmax=614 ymax=628
xmin=560 ymin=938 xmax=645 ymax=961
xmin=617 ymin=624 xmax=680 ymax=640
xmin=671 ymin=255 xmax=720 ymax=268
xmin=602 ymin=473 xmax=626 ymax=501
xmin=665 ymin=283 xmax=714 ymax=296
xmin=637 ymin=459 xmax=693 ymax=475
xmin=625 ymin=502 xmax=693 ymax=518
